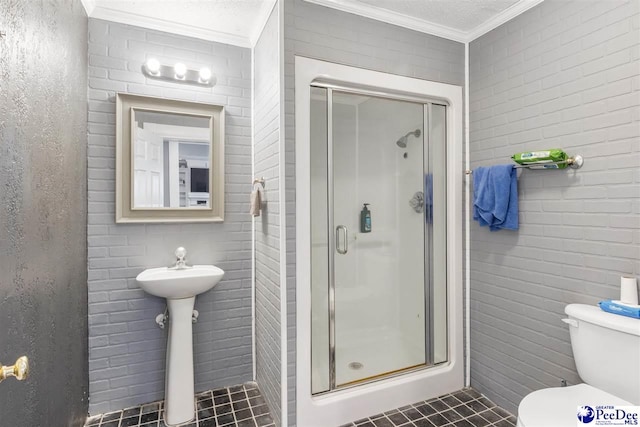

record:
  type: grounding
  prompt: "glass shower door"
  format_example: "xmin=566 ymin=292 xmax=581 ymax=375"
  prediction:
xmin=331 ymin=91 xmax=427 ymax=387
xmin=310 ymin=86 xmax=448 ymax=394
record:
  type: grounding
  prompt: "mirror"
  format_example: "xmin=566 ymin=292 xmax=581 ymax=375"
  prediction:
xmin=132 ymin=110 xmax=211 ymax=208
xmin=116 ymin=94 xmax=224 ymax=223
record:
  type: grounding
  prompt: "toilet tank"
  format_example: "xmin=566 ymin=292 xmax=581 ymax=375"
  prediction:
xmin=565 ymin=304 xmax=640 ymax=404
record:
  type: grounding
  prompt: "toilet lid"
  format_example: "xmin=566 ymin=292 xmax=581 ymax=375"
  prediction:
xmin=518 ymin=384 xmax=632 ymax=427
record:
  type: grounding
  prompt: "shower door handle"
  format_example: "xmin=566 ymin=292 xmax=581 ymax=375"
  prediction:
xmin=336 ymin=225 xmax=348 ymax=255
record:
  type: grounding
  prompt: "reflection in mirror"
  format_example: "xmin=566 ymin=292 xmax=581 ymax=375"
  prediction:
xmin=132 ymin=110 xmax=211 ymax=209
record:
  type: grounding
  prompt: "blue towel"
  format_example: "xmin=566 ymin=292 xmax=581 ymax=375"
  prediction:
xmin=473 ymin=165 xmax=519 ymax=231
xmin=599 ymin=300 xmax=640 ymax=319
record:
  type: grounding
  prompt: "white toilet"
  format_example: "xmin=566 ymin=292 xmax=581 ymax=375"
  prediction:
xmin=517 ymin=304 xmax=640 ymax=427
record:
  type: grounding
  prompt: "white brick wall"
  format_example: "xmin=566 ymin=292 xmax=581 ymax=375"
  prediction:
xmin=87 ymin=19 xmax=253 ymax=414
xmin=254 ymin=5 xmax=284 ymax=426
xmin=469 ymin=0 xmax=640 ymax=414
xmin=282 ymin=0 xmax=466 ymax=423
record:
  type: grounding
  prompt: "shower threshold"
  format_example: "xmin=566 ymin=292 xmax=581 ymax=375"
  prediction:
xmin=338 ymin=363 xmax=426 ymax=389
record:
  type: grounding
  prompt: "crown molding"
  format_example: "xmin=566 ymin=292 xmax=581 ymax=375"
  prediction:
xmin=467 ymin=0 xmax=545 ymax=41
xmin=83 ymin=0 xmax=545 ymax=49
xmin=88 ymin=5 xmax=252 ymax=48
xmin=80 ymin=0 xmax=96 ymax=16
xmin=249 ymin=0 xmax=279 ymax=47
xmin=304 ymin=0 xmax=468 ymax=43
xmin=303 ymin=0 xmax=546 ymax=43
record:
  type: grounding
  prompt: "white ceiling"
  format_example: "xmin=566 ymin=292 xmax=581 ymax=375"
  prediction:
xmin=351 ymin=0 xmax=521 ymax=31
xmin=306 ymin=0 xmax=544 ymax=42
xmin=82 ymin=0 xmax=544 ymax=47
xmin=82 ymin=0 xmax=278 ymax=47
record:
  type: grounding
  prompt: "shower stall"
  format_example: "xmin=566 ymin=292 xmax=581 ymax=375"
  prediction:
xmin=310 ymin=89 xmax=449 ymax=392
xmin=296 ymin=57 xmax=463 ymax=426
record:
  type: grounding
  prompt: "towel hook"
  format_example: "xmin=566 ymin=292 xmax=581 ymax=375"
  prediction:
xmin=253 ymin=177 xmax=265 ymax=188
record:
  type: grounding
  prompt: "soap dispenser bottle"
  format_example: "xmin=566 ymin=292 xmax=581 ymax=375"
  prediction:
xmin=360 ymin=203 xmax=371 ymax=233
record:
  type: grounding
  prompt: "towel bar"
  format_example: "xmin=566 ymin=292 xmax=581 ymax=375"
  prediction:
xmin=465 ymin=154 xmax=583 ymax=175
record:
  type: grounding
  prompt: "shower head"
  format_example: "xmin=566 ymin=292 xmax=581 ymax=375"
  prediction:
xmin=396 ymin=129 xmax=421 ymax=148
xmin=396 ymin=136 xmax=408 ymax=148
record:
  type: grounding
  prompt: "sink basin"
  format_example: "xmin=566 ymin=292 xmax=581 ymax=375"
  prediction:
xmin=136 ymin=265 xmax=224 ymax=299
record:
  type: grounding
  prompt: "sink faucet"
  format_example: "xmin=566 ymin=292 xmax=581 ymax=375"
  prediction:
xmin=172 ymin=247 xmax=191 ymax=270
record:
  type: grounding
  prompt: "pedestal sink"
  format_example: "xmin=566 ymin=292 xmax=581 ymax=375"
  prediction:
xmin=136 ymin=250 xmax=224 ymax=426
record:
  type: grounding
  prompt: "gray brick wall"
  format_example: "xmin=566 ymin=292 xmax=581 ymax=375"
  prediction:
xmin=254 ymin=5 xmax=283 ymax=426
xmin=87 ymin=19 xmax=253 ymax=414
xmin=282 ymin=1 xmax=465 ymax=423
xmin=469 ymin=0 xmax=640 ymax=415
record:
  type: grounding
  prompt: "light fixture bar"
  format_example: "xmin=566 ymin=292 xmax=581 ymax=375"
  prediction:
xmin=142 ymin=59 xmax=216 ymax=88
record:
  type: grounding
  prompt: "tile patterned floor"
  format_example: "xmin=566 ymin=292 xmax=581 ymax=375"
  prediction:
xmin=340 ymin=388 xmax=517 ymax=427
xmin=85 ymin=385 xmax=514 ymax=427
xmin=84 ymin=382 xmax=275 ymax=427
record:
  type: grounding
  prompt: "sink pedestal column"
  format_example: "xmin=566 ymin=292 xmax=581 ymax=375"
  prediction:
xmin=164 ymin=296 xmax=196 ymax=426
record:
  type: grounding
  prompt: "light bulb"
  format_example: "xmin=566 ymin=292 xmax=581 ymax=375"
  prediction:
xmin=145 ymin=58 xmax=160 ymax=75
xmin=174 ymin=62 xmax=187 ymax=79
xmin=199 ymin=67 xmax=212 ymax=83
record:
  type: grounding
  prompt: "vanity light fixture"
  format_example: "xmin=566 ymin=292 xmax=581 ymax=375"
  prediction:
xmin=174 ymin=62 xmax=187 ymax=80
xmin=145 ymin=58 xmax=161 ymax=76
xmin=199 ymin=67 xmax=212 ymax=84
xmin=141 ymin=58 xmax=216 ymax=88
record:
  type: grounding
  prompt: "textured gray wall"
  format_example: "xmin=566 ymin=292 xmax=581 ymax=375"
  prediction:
xmin=469 ymin=0 xmax=640 ymax=415
xmin=87 ymin=19 xmax=253 ymax=414
xmin=283 ymin=1 xmax=466 ymax=423
xmin=0 ymin=0 xmax=89 ymax=426
xmin=254 ymin=4 xmax=283 ymax=426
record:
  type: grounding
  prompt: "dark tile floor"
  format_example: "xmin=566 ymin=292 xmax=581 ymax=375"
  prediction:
xmin=340 ymin=388 xmax=517 ymax=427
xmin=84 ymin=382 xmax=275 ymax=427
xmin=85 ymin=385 xmax=514 ymax=427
